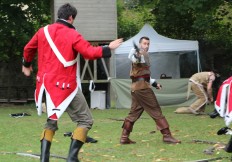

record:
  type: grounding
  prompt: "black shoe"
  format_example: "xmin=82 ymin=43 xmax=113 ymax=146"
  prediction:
xmin=208 ymin=109 xmax=219 ymax=118
xmin=217 ymin=127 xmax=230 ymax=135
xmin=64 ymin=132 xmax=72 ymax=137
xmin=86 ymin=136 xmax=98 ymax=143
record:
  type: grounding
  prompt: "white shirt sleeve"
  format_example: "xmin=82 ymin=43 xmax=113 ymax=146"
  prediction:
xmin=150 ymin=77 xmax=156 ymax=85
xmin=128 ymin=48 xmax=138 ymax=63
xmin=128 ymin=48 xmax=146 ymax=63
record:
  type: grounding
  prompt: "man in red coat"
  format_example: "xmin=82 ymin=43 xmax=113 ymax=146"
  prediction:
xmin=22 ymin=3 xmax=122 ymax=162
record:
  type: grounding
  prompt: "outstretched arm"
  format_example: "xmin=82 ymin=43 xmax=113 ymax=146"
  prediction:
xmin=109 ymin=38 xmax=123 ymax=50
xmin=207 ymin=81 xmax=213 ymax=102
xmin=128 ymin=48 xmax=137 ymax=63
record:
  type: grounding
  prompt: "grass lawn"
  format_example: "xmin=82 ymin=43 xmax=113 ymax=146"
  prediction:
xmin=0 ymin=104 xmax=231 ymax=162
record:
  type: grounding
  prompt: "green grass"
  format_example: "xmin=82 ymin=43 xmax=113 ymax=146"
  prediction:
xmin=0 ymin=104 xmax=231 ymax=162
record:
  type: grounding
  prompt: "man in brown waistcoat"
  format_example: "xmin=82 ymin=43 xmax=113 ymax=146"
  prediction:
xmin=175 ymin=71 xmax=220 ymax=114
xmin=119 ymin=36 xmax=181 ymax=144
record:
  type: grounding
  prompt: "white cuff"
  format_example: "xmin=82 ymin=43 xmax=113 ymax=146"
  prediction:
xmin=150 ymin=78 xmax=156 ymax=85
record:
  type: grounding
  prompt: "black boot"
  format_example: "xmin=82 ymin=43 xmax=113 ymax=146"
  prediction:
xmin=225 ymin=136 xmax=232 ymax=153
xmin=209 ymin=109 xmax=219 ymax=118
xmin=40 ymin=139 xmax=51 ymax=162
xmin=67 ymin=139 xmax=84 ymax=162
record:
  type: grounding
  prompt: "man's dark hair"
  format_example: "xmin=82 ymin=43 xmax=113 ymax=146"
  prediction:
xmin=57 ymin=3 xmax=77 ymax=20
xmin=211 ymin=69 xmax=222 ymax=100
xmin=139 ymin=36 xmax=150 ymax=43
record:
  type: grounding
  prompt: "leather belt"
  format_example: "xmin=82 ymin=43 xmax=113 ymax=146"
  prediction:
xmin=132 ymin=77 xmax=150 ymax=83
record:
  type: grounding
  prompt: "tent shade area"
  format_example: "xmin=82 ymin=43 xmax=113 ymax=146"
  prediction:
xmin=110 ymin=78 xmax=196 ymax=109
xmin=114 ymin=24 xmax=200 ymax=79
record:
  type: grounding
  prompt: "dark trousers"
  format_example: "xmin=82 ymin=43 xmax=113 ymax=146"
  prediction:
xmin=44 ymin=88 xmax=93 ymax=131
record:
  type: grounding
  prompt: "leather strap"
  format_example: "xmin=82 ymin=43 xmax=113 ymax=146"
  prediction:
xmin=132 ymin=76 xmax=150 ymax=83
xmin=44 ymin=25 xmax=78 ymax=67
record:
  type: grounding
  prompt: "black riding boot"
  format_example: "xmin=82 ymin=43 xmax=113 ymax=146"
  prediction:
xmin=225 ymin=136 xmax=232 ymax=153
xmin=40 ymin=139 xmax=51 ymax=162
xmin=67 ymin=139 xmax=84 ymax=162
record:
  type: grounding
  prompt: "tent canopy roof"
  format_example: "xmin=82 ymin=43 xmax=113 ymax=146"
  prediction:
xmin=115 ymin=24 xmax=199 ymax=54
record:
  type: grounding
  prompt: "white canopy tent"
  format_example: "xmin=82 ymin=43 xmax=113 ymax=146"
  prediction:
xmin=114 ymin=24 xmax=200 ymax=79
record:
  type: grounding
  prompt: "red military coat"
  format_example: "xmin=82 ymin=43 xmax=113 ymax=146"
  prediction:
xmin=23 ymin=21 xmax=104 ymax=120
xmin=215 ymin=76 xmax=232 ymax=126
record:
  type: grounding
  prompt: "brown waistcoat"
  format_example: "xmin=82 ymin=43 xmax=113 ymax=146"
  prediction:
xmin=130 ymin=51 xmax=151 ymax=91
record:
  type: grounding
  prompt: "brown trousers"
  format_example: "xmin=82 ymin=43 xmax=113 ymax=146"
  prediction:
xmin=125 ymin=88 xmax=167 ymax=129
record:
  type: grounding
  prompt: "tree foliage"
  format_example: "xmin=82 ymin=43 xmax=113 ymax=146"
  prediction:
xmin=0 ymin=0 xmax=51 ymax=62
xmin=154 ymin=0 xmax=232 ymax=46
xmin=118 ymin=0 xmax=232 ymax=76
xmin=153 ymin=0 xmax=232 ymax=74
xmin=117 ymin=0 xmax=156 ymax=40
